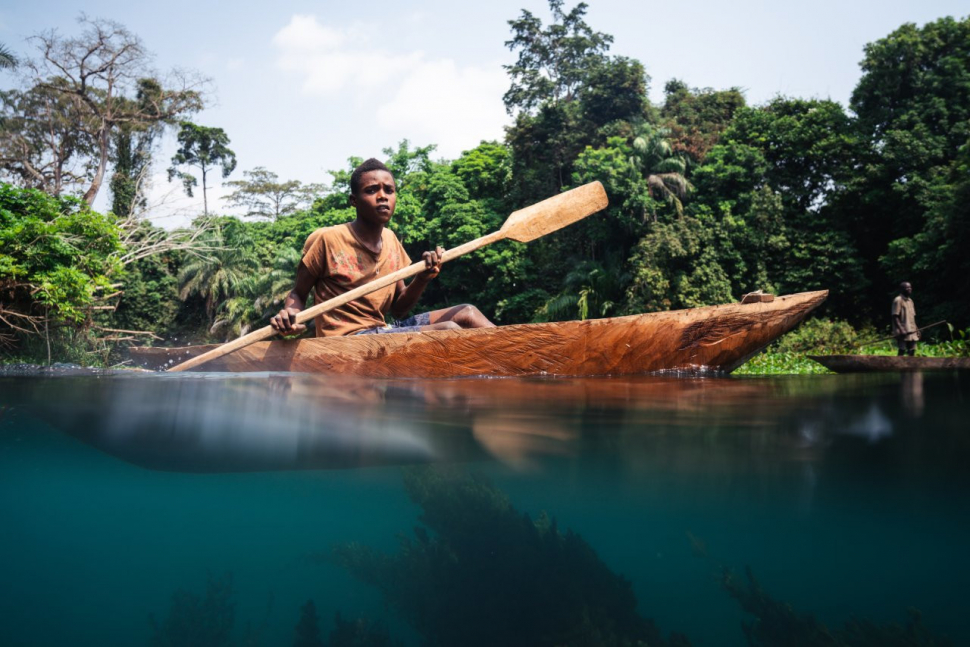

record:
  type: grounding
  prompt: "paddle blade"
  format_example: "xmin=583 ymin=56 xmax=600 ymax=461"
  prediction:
xmin=500 ymin=181 xmax=608 ymax=243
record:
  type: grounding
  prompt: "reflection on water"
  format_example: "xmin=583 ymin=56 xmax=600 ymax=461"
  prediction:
xmin=0 ymin=369 xmax=968 ymax=646
xmin=2 ymin=370 xmax=965 ymax=475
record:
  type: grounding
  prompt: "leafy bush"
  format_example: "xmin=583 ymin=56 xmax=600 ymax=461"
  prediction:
xmin=771 ymin=317 xmax=872 ymax=354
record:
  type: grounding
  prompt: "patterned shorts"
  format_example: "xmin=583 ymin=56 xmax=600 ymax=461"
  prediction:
xmin=355 ymin=311 xmax=432 ymax=335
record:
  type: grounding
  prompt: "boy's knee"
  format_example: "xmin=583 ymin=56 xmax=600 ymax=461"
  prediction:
xmin=454 ymin=304 xmax=494 ymax=328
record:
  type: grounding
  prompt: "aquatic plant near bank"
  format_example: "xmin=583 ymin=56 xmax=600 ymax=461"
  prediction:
xmin=325 ymin=612 xmax=397 ymax=647
xmin=149 ymin=572 xmax=236 ymax=647
xmin=722 ymin=566 xmax=953 ymax=646
xmin=734 ymin=317 xmax=970 ymax=375
xmin=294 ymin=600 xmax=325 ymax=647
xmin=333 ymin=466 xmax=689 ymax=647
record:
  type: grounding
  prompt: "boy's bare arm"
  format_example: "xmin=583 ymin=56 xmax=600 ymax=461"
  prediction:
xmin=390 ymin=247 xmax=443 ymax=320
xmin=271 ymin=261 xmax=316 ymax=335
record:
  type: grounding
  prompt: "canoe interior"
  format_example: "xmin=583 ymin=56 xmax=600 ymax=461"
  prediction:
xmin=131 ymin=290 xmax=828 ymax=377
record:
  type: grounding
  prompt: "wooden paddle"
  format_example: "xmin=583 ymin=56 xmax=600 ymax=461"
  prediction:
xmin=167 ymin=181 xmax=608 ymax=372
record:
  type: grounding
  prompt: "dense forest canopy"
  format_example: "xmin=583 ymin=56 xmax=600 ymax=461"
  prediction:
xmin=1 ymin=5 xmax=969 ymax=364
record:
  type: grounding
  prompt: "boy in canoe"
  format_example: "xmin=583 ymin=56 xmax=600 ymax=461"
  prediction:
xmin=270 ymin=158 xmax=494 ymax=337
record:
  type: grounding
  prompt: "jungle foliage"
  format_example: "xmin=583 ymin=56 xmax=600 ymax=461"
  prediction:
xmin=2 ymin=6 xmax=969 ymax=365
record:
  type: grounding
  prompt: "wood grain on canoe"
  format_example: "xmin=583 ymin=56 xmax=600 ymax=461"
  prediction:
xmin=131 ymin=290 xmax=828 ymax=377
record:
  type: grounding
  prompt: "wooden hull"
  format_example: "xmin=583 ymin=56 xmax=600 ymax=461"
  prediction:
xmin=808 ymin=354 xmax=970 ymax=373
xmin=131 ymin=290 xmax=828 ymax=377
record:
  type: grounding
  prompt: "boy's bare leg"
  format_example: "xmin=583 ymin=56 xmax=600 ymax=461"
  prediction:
xmin=416 ymin=321 xmax=461 ymax=332
xmin=426 ymin=304 xmax=495 ymax=329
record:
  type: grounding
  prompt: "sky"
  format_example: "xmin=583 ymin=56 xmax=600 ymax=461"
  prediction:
xmin=1 ymin=0 xmax=967 ymax=226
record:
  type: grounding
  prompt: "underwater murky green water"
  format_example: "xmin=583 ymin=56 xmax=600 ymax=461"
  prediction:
xmin=1 ymin=369 xmax=968 ymax=646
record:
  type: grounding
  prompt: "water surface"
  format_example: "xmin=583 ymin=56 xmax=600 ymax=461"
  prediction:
xmin=1 ymin=369 xmax=968 ymax=646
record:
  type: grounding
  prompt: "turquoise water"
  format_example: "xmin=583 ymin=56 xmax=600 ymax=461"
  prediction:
xmin=1 ymin=369 xmax=968 ymax=646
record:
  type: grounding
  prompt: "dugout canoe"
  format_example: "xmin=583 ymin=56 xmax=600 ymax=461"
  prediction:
xmin=808 ymin=354 xmax=970 ymax=373
xmin=129 ymin=290 xmax=828 ymax=377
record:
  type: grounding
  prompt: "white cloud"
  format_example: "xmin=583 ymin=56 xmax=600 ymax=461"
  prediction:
xmin=377 ymin=59 xmax=509 ymax=158
xmin=272 ymin=14 xmax=509 ymax=159
xmin=273 ymin=15 xmax=414 ymax=94
xmin=272 ymin=14 xmax=349 ymax=53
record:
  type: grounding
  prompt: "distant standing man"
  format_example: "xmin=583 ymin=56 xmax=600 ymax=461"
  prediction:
xmin=891 ymin=282 xmax=919 ymax=356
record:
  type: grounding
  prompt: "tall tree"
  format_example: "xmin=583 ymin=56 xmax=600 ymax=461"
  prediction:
xmin=109 ymin=78 xmax=167 ymax=217
xmin=0 ymin=81 xmax=97 ymax=194
xmin=691 ymin=98 xmax=867 ymax=315
xmin=503 ymin=0 xmax=613 ymax=115
xmin=222 ymin=167 xmax=325 ymax=220
xmin=846 ymin=16 xmax=970 ymax=317
xmin=168 ymin=122 xmax=236 ymax=217
xmin=16 ymin=16 xmax=204 ymax=204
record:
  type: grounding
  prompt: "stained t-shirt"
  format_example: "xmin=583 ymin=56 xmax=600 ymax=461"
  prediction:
xmin=301 ymin=224 xmax=410 ymax=336
xmin=891 ymin=295 xmax=918 ymax=341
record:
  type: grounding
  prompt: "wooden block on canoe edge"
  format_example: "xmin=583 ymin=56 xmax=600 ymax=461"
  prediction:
xmin=741 ymin=292 xmax=775 ymax=304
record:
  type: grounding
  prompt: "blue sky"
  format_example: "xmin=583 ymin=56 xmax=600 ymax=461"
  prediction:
xmin=2 ymin=0 xmax=967 ymax=224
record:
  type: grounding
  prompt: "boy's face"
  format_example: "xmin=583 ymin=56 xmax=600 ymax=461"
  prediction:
xmin=351 ymin=170 xmax=396 ymax=226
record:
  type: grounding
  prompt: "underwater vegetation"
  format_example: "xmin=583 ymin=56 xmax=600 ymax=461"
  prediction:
xmin=722 ymin=566 xmax=953 ymax=647
xmin=295 ymin=600 xmax=397 ymax=647
xmin=150 ymin=576 xmax=392 ymax=647
xmin=150 ymin=572 xmax=236 ymax=647
xmin=333 ymin=466 xmax=690 ymax=647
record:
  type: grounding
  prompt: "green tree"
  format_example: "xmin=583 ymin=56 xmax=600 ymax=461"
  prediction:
xmin=846 ymin=16 xmax=970 ymax=319
xmin=503 ymin=0 xmax=613 ymax=114
xmin=660 ymin=79 xmax=746 ymax=163
xmin=629 ymin=124 xmax=691 ymax=219
xmin=211 ymin=245 xmax=301 ymax=340
xmin=177 ymin=219 xmax=256 ymax=323
xmin=0 ymin=183 xmax=123 ymax=354
xmin=0 ymin=81 xmax=97 ymax=195
xmin=579 ymin=55 xmax=651 ymax=129
xmin=880 ymin=137 xmax=970 ymax=326
xmin=538 ymin=255 xmax=630 ymax=321
xmin=168 ymin=122 xmax=237 ymax=216
xmin=222 ymin=167 xmax=325 ymax=220
xmin=19 ymin=16 xmax=204 ymax=205
xmin=451 ymin=141 xmax=511 ymax=209
xmin=625 ymin=215 xmax=734 ymax=313
xmin=109 ymin=79 xmax=169 ymax=217
xmin=691 ymin=98 xmax=867 ymax=315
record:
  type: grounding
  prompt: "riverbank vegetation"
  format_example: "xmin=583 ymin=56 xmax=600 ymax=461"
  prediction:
xmin=2 ymin=8 xmax=969 ymax=368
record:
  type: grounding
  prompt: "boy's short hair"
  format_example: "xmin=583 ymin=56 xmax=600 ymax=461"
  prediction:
xmin=350 ymin=158 xmax=393 ymax=196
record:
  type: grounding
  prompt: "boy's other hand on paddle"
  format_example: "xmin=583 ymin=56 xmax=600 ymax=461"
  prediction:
xmin=271 ymin=307 xmax=307 ymax=336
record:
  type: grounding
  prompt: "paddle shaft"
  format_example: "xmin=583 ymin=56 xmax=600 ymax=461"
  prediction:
xmin=856 ymin=320 xmax=947 ymax=347
xmin=166 ymin=181 xmax=607 ymax=373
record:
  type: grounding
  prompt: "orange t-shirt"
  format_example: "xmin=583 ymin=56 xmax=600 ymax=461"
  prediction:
xmin=301 ymin=224 xmax=410 ymax=336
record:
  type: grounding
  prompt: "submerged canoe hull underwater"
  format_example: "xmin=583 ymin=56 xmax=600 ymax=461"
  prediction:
xmin=808 ymin=355 xmax=970 ymax=373
xmin=131 ymin=290 xmax=828 ymax=377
